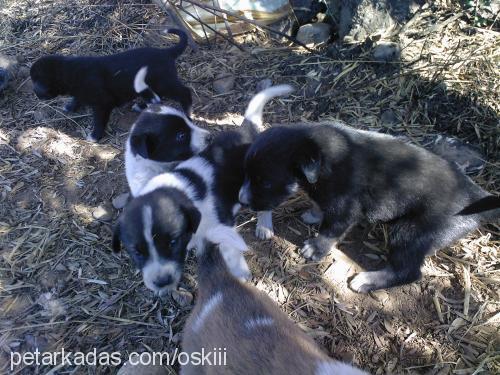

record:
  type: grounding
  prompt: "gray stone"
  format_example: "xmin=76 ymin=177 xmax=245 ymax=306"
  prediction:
xmin=0 ymin=54 xmax=17 ymax=93
xmin=112 ymin=192 xmax=130 ymax=209
xmin=373 ymin=42 xmax=401 ymax=62
xmin=92 ymin=204 xmax=113 ymax=222
xmin=213 ymin=73 xmax=235 ymax=94
xmin=380 ymin=109 xmax=398 ymax=125
xmin=256 ymin=78 xmax=273 ymax=92
xmin=296 ymin=23 xmax=332 ymax=45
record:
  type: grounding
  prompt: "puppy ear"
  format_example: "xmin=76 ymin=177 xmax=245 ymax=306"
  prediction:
xmin=112 ymin=224 xmax=121 ymax=252
xmin=182 ymin=203 xmax=201 ymax=233
xmin=130 ymin=134 xmax=152 ymax=159
xmin=296 ymin=140 xmax=321 ymax=184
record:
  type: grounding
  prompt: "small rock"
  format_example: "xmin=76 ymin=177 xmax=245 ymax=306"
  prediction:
xmin=213 ymin=73 xmax=235 ymax=94
xmin=112 ymin=193 xmax=130 ymax=209
xmin=373 ymin=42 xmax=400 ymax=62
xmin=296 ymin=23 xmax=331 ymax=45
xmin=117 ymin=361 xmax=168 ymax=375
xmin=0 ymin=53 xmax=17 ymax=93
xmin=380 ymin=109 xmax=398 ymax=125
xmin=256 ymin=78 xmax=272 ymax=92
xmin=171 ymin=288 xmax=193 ymax=307
xmin=92 ymin=204 xmax=113 ymax=222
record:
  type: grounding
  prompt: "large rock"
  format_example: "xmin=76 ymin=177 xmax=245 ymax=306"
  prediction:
xmin=296 ymin=23 xmax=332 ymax=45
xmin=326 ymin=0 xmax=425 ymax=42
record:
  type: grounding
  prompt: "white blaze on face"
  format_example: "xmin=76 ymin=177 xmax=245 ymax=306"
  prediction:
xmin=141 ymin=205 xmax=181 ymax=295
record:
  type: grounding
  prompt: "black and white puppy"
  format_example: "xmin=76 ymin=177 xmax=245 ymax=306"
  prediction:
xmin=125 ymin=104 xmax=210 ymax=197
xmin=30 ymin=29 xmax=192 ymax=141
xmin=239 ymin=122 xmax=500 ymax=293
xmin=113 ymin=85 xmax=293 ymax=294
xmin=113 ymin=188 xmax=201 ymax=294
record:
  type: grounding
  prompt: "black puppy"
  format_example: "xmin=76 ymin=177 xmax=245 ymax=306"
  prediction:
xmin=239 ymin=122 xmax=500 ymax=293
xmin=30 ymin=29 xmax=192 ymax=141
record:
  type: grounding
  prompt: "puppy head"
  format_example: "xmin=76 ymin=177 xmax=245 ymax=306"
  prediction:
xmin=239 ymin=127 xmax=321 ymax=211
xmin=129 ymin=106 xmax=210 ymax=161
xmin=112 ymin=188 xmax=201 ymax=295
xmin=30 ymin=56 xmax=65 ymax=99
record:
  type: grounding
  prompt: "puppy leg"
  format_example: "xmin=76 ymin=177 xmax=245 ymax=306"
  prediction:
xmin=87 ymin=106 xmax=112 ymax=142
xmin=63 ymin=97 xmax=81 ymax=113
xmin=300 ymin=213 xmax=356 ymax=261
xmin=301 ymin=202 xmax=323 ymax=225
xmin=255 ymin=211 xmax=274 ymax=240
xmin=350 ymin=220 xmax=431 ymax=293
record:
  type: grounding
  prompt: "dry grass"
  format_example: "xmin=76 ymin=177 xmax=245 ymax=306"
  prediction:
xmin=0 ymin=1 xmax=498 ymax=374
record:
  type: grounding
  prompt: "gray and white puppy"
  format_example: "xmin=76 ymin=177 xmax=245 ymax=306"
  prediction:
xmin=125 ymin=68 xmax=210 ymax=197
xmin=113 ymin=85 xmax=293 ymax=294
xmin=181 ymin=226 xmax=368 ymax=375
xmin=239 ymin=121 xmax=500 ymax=293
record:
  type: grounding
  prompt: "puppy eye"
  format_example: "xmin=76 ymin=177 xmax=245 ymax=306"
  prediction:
xmin=262 ymin=181 xmax=272 ymax=189
xmin=170 ymin=238 xmax=177 ymax=246
xmin=176 ymin=132 xmax=186 ymax=142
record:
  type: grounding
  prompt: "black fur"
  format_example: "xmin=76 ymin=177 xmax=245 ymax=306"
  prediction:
xmin=130 ymin=113 xmax=200 ymax=161
xmin=30 ymin=29 xmax=192 ymax=141
xmin=242 ymin=123 xmax=500 ymax=292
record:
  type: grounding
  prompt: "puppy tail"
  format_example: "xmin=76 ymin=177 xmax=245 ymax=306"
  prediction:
xmin=241 ymin=84 xmax=294 ymax=138
xmin=203 ymin=225 xmax=251 ymax=281
xmin=165 ymin=28 xmax=188 ymax=58
xmin=134 ymin=66 xmax=161 ymax=103
xmin=457 ymin=195 xmax=500 ymax=217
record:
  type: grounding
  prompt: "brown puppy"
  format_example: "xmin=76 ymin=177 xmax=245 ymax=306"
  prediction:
xmin=181 ymin=226 xmax=368 ymax=375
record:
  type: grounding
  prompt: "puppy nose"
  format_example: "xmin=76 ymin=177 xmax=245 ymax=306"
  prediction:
xmin=154 ymin=274 xmax=174 ymax=288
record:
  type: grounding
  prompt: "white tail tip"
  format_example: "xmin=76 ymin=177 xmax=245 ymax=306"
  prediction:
xmin=134 ymin=66 xmax=149 ymax=94
xmin=244 ymin=84 xmax=294 ymax=131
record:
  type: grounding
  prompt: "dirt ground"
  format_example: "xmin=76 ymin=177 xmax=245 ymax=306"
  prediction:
xmin=0 ymin=1 xmax=499 ymax=374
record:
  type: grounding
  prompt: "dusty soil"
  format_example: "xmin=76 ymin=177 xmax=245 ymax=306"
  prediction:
xmin=0 ymin=1 xmax=498 ymax=374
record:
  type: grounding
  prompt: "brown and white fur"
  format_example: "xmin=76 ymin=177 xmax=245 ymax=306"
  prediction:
xmin=181 ymin=226 xmax=369 ymax=375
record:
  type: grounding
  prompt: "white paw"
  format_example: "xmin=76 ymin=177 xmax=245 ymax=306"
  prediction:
xmin=301 ymin=209 xmax=322 ymax=224
xmin=255 ymin=225 xmax=274 ymax=240
xmin=349 ymin=272 xmax=373 ymax=293
xmin=300 ymin=240 xmax=318 ymax=260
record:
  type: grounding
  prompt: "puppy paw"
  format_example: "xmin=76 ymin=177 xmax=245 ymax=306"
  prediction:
xmin=300 ymin=238 xmax=329 ymax=261
xmin=255 ymin=225 xmax=274 ymax=240
xmin=349 ymin=272 xmax=377 ymax=293
xmin=301 ymin=209 xmax=322 ymax=225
